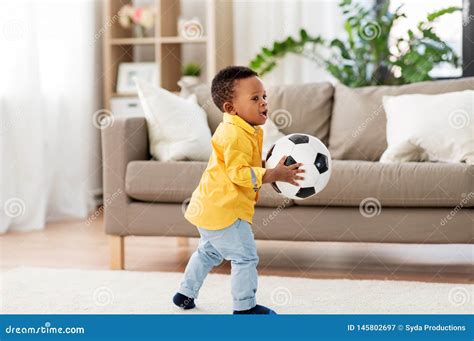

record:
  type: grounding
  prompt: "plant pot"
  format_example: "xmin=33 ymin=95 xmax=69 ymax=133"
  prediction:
xmin=180 ymin=76 xmax=200 ymax=87
xmin=177 ymin=76 xmax=201 ymax=98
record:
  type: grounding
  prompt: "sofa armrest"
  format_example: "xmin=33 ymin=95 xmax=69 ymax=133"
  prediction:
xmin=101 ymin=116 xmax=149 ymax=235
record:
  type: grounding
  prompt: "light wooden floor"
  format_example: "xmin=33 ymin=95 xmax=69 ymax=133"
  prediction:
xmin=1 ymin=214 xmax=472 ymax=284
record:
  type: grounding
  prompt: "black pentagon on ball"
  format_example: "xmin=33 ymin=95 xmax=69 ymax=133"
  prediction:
xmin=284 ymin=155 xmax=297 ymax=166
xmin=314 ymin=153 xmax=328 ymax=173
xmin=288 ymin=134 xmax=309 ymax=144
xmin=266 ymin=144 xmax=275 ymax=162
xmin=271 ymin=182 xmax=281 ymax=193
xmin=295 ymin=187 xmax=315 ymax=199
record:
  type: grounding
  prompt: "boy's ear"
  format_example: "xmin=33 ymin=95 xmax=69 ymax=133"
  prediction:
xmin=222 ymin=101 xmax=234 ymax=114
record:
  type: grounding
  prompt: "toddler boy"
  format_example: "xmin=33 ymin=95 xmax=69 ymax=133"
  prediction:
xmin=173 ymin=66 xmax=304 ymax=314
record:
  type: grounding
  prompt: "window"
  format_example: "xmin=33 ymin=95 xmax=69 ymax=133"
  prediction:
xmin=388 ymin=0 xmax=464 ymax=78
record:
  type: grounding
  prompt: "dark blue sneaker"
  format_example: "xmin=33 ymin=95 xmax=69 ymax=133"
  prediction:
xmin=233 ymin=304 xmax=277 ymax=314
xmin=173 ymin=292 xmax=195 ymax=310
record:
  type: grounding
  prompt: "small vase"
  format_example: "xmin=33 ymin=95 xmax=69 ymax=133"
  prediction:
xmin=177 ymin=76 xmax=201 ymax=98
xmin=133 ymin=25 xmax=145 ymax=38
xmin=180 ymin=76 xmax=200 ymax=87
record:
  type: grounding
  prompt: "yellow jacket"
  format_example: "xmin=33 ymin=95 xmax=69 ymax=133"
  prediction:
xmin=184 ymin=112 xmax=266 ymax=230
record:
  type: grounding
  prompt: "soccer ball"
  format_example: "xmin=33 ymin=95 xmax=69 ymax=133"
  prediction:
xmin=265 ymin=133 xmax=332 ymax=200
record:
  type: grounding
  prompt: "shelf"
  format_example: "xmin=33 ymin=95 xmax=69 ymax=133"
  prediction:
xmin=159 ymin=36 xmax=208 ymax=44
xmin=111 ymin=92 xmax=138 ymax=98
xmin=110 ymin=37 xmax=156 ymax=45
xmin=103 ymin=0 xmax=233 ymax=110
xmin=109 ymin=36 xmax=208 ymax=45
xmin=111 ymin=91 xmax=181 ymax=97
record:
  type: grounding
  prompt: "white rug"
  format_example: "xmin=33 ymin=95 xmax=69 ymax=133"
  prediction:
xmin=1 ymin=267 xmax=472 ymax=314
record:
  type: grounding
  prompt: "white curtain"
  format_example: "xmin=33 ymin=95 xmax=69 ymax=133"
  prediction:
xmin=233 ymin=0 xmax=348 ymax=85
xmin=0 ymin=0 xmax=103 ymax=233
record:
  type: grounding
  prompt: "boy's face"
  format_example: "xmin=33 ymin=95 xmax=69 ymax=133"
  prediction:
xmin=224 ymin=76 xmax=268 ymax=126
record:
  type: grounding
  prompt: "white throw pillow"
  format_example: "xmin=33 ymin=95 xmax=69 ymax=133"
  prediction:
xmin=261 ymin=118 xmax=285 ymax=160
xmin=380 ymin=90 xmax=474 ymax=164
xmin=135 ymin=77 xmax=212 ymax=161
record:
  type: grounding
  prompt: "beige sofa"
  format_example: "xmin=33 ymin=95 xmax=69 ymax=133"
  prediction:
xmin=101 ymin=77 xmax=474 ymax=270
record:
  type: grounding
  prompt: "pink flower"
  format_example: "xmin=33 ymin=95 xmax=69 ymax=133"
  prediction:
xmin=132 ymin=8 xmax=143 ymax=24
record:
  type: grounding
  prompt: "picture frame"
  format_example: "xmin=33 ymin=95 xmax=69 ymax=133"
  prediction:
xmin=117 ymin=62 xmax=158 ymax=94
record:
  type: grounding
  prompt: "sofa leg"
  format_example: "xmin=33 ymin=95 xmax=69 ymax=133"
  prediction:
xmin=177 ymin=237 xmax=189 ymax=247
xmin=110 ymin=235 xmax=125 ymax=270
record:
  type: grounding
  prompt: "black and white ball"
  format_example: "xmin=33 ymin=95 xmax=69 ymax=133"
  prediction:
xmin=265 ymin=133 xmax=332 ymax=200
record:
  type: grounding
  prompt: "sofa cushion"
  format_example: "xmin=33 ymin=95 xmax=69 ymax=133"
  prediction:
xmin=266 ymin=82 xmax=334 ymax=145
xmin=192 ymin=84 xmax=223 ymax=134
xmin=135 ymin=78 xmax=212 ymax=161
xmin=192 ymin=82 xmax=334 ymax=145
xmin=381 ymin=90 xmax=474 ymax=164
xmin=328 ymin=77 xmax=474 ymax=161
xmin=295 ymin=160 xmax=473 ymax=208
xmin=126 ymin=203 xmax=474 ymax=243
xmin=125 ymin=160 xmax=294 ymax=208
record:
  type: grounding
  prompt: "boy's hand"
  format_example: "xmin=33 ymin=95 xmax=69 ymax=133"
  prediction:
xmin=263 ymin=156 xmax=305 ymax=186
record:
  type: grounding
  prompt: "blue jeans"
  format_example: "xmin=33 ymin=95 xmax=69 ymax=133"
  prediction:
xmin=178 ymin=218 xmax=259 ymax=311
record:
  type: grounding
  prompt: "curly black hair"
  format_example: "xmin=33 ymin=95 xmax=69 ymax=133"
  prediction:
xmin=211 ymin=66 xmax=258 ymax=112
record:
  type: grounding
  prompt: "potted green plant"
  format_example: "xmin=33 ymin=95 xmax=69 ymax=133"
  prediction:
xmin=249 ymin=0 xmax=461 ymax=87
